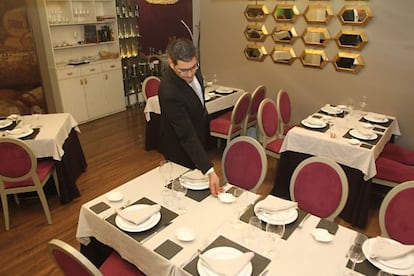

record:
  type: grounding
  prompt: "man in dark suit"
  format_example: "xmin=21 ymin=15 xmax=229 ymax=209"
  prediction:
xmin=158 ymin=38 xmax=223 ymax=196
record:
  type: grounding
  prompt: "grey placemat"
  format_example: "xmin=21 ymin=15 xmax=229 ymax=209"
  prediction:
xmin=316 ymin=218 xmax=339 ymax=235
xmin=299 ymin=122 xmax=330 ymax=133
xmin=21 ymin=128 xmax=40 ymax=140
xmin=346 ymin=259 xmax=379 ymax=275
xmin=89 ymin=201 xmax=111 ymax=214
xmin=183 ymin=235 xmax=271 ymax=276
xmin=343 ymin=130 xmax=382 ymax=145
xmin=166 ymin=182 xmax=211 ymax=202
xmin=360 ymin=117 xmax=394 ymax=128
xmin=154 ymin=239 xmax=183 ymax=260
xmin=106 ymin=197 xmax=178 ymax=242
xmin=0 ymin=120 xmax=17 ymax=131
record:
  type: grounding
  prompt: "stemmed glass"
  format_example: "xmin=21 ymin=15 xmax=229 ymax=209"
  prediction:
xmin=232 ymin=188 xmax=246 ymax=227
xmin=159 ymin=160 xmax=173 ymax=186
xmin=173 ymin=179 xmax=187 ymax=214
xmin=265 ymin=223 xmax=285 ymax=256
xmin=359 ymin=96 xmax=367 ymax=112
xmin=244 ymin=216 xmax=262 ymax=247
xmin=346 ymin=233 xmax=367 ymax=275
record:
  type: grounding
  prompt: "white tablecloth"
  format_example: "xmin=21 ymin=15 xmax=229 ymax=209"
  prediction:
xmin=77 ymin=162 xmax=365 ymax=276
xmin=281 ymin=110 xmax=400 ymax=180
xmin=143 ymin=85 xmax=244 ymax=121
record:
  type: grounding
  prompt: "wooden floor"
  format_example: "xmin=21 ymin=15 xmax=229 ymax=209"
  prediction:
xmin=0 ymin=107 xmax=389 ymax=275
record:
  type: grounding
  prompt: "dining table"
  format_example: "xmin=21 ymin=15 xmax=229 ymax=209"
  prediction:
xmin=75 ymin=161 xmax=411 ymax=275
xmin=143 ymin=85 xmax=245 ymax=150
xmin=272 ymin=105 xmax=401 ymax=228
xmin=0 ymin=113 xmax=87 ymax=203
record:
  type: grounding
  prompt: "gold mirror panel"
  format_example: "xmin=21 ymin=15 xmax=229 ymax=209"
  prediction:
xmin=335 ymin=29 xmax=368 ymax=50
xmin=338 ymin=6 xmax=372 ymax=26
xmin=304 ymin=4 xmax=334 ymax=24
xmin=245 ymin=4 xmax=269 ymax=22
xmin=244 ymin=44 xmax=268 ymax=62
xmin=244 ymin=25 xmax=268 ymax=42
xmin=301 ymin=27 xmax=331 ymax=47
xmin=271 ymin=46 xmax=297 ymax=65
xmin=272 ymin=5 xmax=300 ymax=23
xmin=271 ymin=25 xmax=298 ymax=44
xmin=333 ymin=52 xmax=365 ymax=73
xmin=300 ymin=49 xmax=329 ymax=69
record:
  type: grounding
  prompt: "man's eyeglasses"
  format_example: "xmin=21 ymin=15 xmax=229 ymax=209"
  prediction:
xmin=176 ymin=63 xmax=199 ymax=75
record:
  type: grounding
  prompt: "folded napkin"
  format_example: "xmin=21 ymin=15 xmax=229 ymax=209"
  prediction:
xmin=368 ymin=236 xmax=414 ymax=260
xmin=367 ymin=112 xmax=387 ymax=121
xmin=356 ymin=127 xmax=374 ymax=137
xmin=256 ymin=196 xmax=298 ymax=213
xmin=324 ymin=104 xmax=341 ymax=114
xmin=6 ymin=127 xmax=31 ymax=135
xmin=199 ymin=251 xmax=254 ymax=276
xmin=182 ymin=169 xmax=207 ymax=181
xmin=304 ymin=117 xmax=324 ymax=126
xmin=116 ymin=204 xmax=161 ymax=225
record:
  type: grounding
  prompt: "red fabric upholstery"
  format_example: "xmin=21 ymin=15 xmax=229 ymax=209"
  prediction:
xmin=383 ymin=187 xmax=414 ymax=244
xmin=4 ymin=160 xmax=55 ymax=189
xmin=210 ymin=112 xmax=233 ymax=134
xmin=266 ymin=138 xmax=283 ymax=153
xmin=52 ymin=249 xmax=92 ymax=276
xmin=0 ymin=142 xmax=32 ymax=178
xmin=100 ymin=251 xmax=145 ymax=276
xmin=223 ymin=140 xmax=263 ymax=190
xmin=380 ymin=143 xmax=414 ymax=166
xmin=145 ymin=78 xmax=160 ymax=99
xmin=375 ymin=156 xmax=414 ymax=183
xmin=233 ymin=95 xmax=250 ymax=125
xmin=293 ymin=162 xmax=343 ymax=218
xmin=247 ymin=86 xmax=266 ymax=123
xmin=261 ymin=101 xmax=278 ymax=137
xmin=279 ymin=90 xmax=291 ymax=125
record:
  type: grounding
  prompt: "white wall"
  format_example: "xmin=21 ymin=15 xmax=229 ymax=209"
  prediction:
xmin=200 ymin=0 xmax=414 ymax=148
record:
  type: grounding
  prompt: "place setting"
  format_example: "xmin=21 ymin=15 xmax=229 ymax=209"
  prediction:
xmin=173 ymin=169 xmax=211 ymax=202
xmin=319 ymin=104 xmax=347 ymax=118
xmin=343 ymin=124 xmax=382 ymax=146
xmin=360 ymin=112 xmax=393 ymax=127
xmin=300 ymin=116 xmax=330 ymax=132
xmin=214 ymin=86 xmax=238 ymax=95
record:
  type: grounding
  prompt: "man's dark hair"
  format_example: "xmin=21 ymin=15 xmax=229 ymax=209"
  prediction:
xmin=167 ymin=38 xmax=196 ymax=65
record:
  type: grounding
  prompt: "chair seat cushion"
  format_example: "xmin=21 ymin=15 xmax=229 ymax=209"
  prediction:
xmin=4 ymin=160 xmax=55 ymax=189
xmin=100 ymin=251 xmax=145 ymax=276
xmin=210 ymin=112 xmax=232 ymax=134
xmin=266 ymin=138 xmax=284 ymax=153
xmin=375 ymin=156 xmax=414 ymax=183
xmin=380 ymin=143 xmax=414 ymax=166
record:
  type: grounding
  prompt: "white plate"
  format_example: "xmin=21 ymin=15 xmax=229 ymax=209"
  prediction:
xmin=364 ymin=114 xmax=389 ymax=123
xmin=301 ymin=119 xmax=327 ymax=129
xmin=115 ymin=204 xmax=161 ymax=232
xmin=254 ymin=205 xmax=298 ymax=225
xmin=205 ymin=94 xmax=211 ymax=101
xmin=218 ymin=193 xmax=235 ymax=203
xmin=106 ymin=191 xmax=123 ymax=202
xmin=362 ymin=238 xmax=414 ymax=275
xmin=349 ymin=129 xmax=378 ymax=141
xmin=197 ymin=247 xmax=253 ymax=276
xmin=348 ymin=138 xmax=360 ymax=145
xmin=215 ymin=87 xmax=234 ymax=94
xmin=175 ymin=227 xmax=196 ymax=242
xmin=7 ymin=128 xmax=34 ymax=138
xmin=321 ymin=105 xmax=343 ymax=115
xmin=0 ymin=119 xmax=12 ymax=129
xmin=180 ymin=179 xmax=209 ymax=190
xmin=337 ymin=105 xmax=347 ymax=109
xmin=362 ymin=122 xmax=374 ymax=129
xmin=311 ymin=228 xmax=334 ymax=243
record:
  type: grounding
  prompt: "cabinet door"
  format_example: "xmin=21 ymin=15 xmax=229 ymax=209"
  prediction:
xmin=58 ymin=77 xmax=89 ymax=123
xmin=83 ymin=72 xmax=107 ymax=120
xmin=103 ymin=68 xmax=125 ymax=113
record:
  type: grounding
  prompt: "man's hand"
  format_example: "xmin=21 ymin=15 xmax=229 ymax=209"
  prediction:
xmin=208 ymin=171 xmax=224 ymax=196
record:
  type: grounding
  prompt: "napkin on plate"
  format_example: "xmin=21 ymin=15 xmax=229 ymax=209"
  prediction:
xmin=6 ymin=127 xmax=30 ymax=136
xmin=323 ymin=104 xmax=341 ymax=114
xmin=116 ymin=204 xmax=161 ymax=225
xmin=356 ymin=127 xmax=374 ymax=137
xmin=367 ymin=112 xmax=387 ymax=121
xmin=199 ymin=251 xmax=254 ymax=276
xmin=180 ymin=170 xmax=209 ymax=186
xmin=255 ymin=196 xmax=298 ymax=213
xmin=303 ymin=117 xmax=325 ymax=127
xmin=368 ymin=236 xmax=414 ymax=260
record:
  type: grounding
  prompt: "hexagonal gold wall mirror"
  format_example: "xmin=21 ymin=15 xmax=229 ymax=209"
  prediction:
xmin=300 ymin=49 xmax=329 ymax=69
xmin=272 ymin=5 xmax=300 ymax=23
xmin=333 ymin=52 xmax=365 ymax=73
xmin=244 ymin=24 xmax=268 ymax=42
xmin=245 ymin=4 xmax=269 ymax=22
xmin=338 ymin=6 xmax=372 ymax=26
xmin=271 ymin=25 xmax=298 ymax=44
xmin=301 ymin=27 xmax=331 ymax=47
xmin=271 ymin=46 xmax=297 ymax=65
xmin=244 ymin=44 xmax=268 ymax=62
xmin=335 ymin=29 xmax=368 ymax=50
xmin=304 ymin=4 xmax=334 ymax=24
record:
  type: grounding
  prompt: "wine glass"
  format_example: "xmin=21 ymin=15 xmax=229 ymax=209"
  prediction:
xmin=346 ymin=233 xmax=367 ymax=275
xmin=359 ymin=96 xmax=367 ymax=112
xmin=265 ymin=223 xmax=285 ymax=255
xmin=159 ymin=160 xmax=172 ymax=186
xmin=30 ymin=105 xmax=42 ymax=128
xmin=212 ymin=73 xmax=218 ymax=85
xmin=173 ymin=178 xmax=187 ymax=214
xmin=244 ymin=216 xmax=262 ymax=247
xmin=232 ymin=188 xmax=246 ymax=227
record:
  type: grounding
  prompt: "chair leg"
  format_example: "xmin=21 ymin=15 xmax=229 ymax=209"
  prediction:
xmin=52 ymin=169 xmax=60 ymax=197
xmin=1 ymin=193 xmax=10 ymax=231
xmin=37 ymin=188 xmax=52 ymax=225
xmin=14 ymin=194 xmax=20 ymax=205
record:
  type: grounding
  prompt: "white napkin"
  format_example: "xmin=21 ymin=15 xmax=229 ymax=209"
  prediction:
xmin=256 ymin=196 xmax=298 ymax=213
xmin=356 ymin=127 xmax=374 ymax=137
xmin=199 ymin=251 xmax=254 ymax=276
xmin=368 ymin=236 xmax=414 ymax=260
xmin=304 ymin=117 xmax=324 ymax=126
xmin=116 ymin=204 xmax=160 ymax=225
xmin=324 ymin=104 xmax=341 ymax=114
xmin=6 ymin=127 xmax=30 ymax=135
xmin=182 ymin=170 xmax=207 ymax=181
xmin=367 ymin=112 xmax=387 ymax=121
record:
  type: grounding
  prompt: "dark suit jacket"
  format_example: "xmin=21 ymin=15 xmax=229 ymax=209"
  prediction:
xmin=158 ymin=66 xmax=213 ymax=174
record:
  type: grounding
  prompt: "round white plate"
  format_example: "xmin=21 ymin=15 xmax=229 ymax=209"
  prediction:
xmin=348 ymin=138 xmax=360 ymax=145
xmin=301 ymin=119 xmax=327 ymax=129
xmin=362 ymin=238 xmax=414 ymax=275
xmin=197 ymin=247 xmax=253 ymax=276
xmin=321 ymin=105 xmax=343 ymax=115
xmin=115 ymin=204 xmax=161 ymax=232
xmin=7 ymin=128 xmax=34 ymax=138
xmin=0 ymin=119 xmax=12 ymax=129
xmin=205 ymin=94 xmax=211 ymax=101
xmin=215 ymin=87 xmax=234 ymax=94
xmin=337 ymin=105 xmax=347 ymax=109
xmin=106 ymin=191 xmax=123 ymax=202
xmin=218 ymin=193 xmax=235 ymax=203
xmin=362 ymin=122 xmax=374 ymax=129
xmin=311 ymin=228 xmax=334 ymax=243
xmin=364 ymin=114 xmax=389 ymax=123
xmin=175 ymin=227 xmax=196 ymax=242
xmin=349 ymin=129 xmax=378 ymax=141
xmin=180 ymin=179 xmax=209 ymax=190
xmin=254 ymin=205 xmax=298 ymax=225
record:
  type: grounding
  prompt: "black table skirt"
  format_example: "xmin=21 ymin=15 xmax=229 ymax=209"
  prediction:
xmin=272 ymin=151 xmax=372 ymax=228
xmin=145 ymin=113 xmax=160 ymax=151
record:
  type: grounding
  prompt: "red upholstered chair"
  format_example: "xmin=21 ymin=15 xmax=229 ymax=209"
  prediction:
xmin=380 ymin=142 xmax=414 ymax=166
xmin=242 ymin=85 xmax=266 ymax=136
xmin=210 ymin=92 xmax=251 ymax=146
xmin=276 ymin=89 xmax=294 ymax=136
xmin=142 ymin=76 xmax=160 ymax=102
xmin=222 ymin=136 xmax=267 ymax=192
xmin=48 ymin=239 xmax=145 ymax=276
xmin=373 ymin=156 xmax=414 ymax=188
xmin=0 ymin=137 xmax=59 ymax=231
xmin=257 ymin=98 xmax=284 ymax=161
xmin=378 ymin=181 xmax=414 ymax=244
xmin=290 ymin=156 xmax=349 ymax=221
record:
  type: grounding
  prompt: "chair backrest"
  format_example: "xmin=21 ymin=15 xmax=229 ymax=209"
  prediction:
xmin=379 ymin=180 xmax=414 ymax=244
xmin=249 ymin=85 xmax=266 ymax=119
xmin=48 ymin=239 xmax=103 ymax=276
xmin=231 ymin=92 xmax=251 ymax=127
xmin=276 ymin=89 xmax=291 ymax=126
xmin=142 ymin=76 xmax=160 ymax=102
xmin=290 ymin=156 xmax=349 ymax=220
xmin=222 ymin=136 xmax=267 ymax=192
xmin=257 ymin=98 xmax=279 ymax=148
